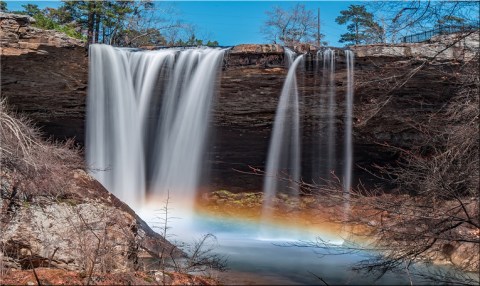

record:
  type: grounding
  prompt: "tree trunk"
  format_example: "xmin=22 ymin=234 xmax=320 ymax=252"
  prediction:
xmin=94 ymin=1 xmax=101 ymax=43
xmin=355 ymin=17 xmax=359 ymax=45
xmin=87 ymin=1 xmax=95 ymax=46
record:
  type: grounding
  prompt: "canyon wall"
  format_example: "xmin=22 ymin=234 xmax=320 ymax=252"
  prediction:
xmin=2 ymin=14 xmax=478 ymax=193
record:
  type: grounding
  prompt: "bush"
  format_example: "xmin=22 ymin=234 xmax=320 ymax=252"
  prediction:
xmin=31 ymin=13 xmax=85 ymax=40
xmin=0 ymin=100 xmax=83 ymax=199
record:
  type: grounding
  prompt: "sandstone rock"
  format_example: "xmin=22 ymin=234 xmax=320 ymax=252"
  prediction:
xmin=0 ymin=12 xmax=84 ymax=56
xmin=350 ymin=32 xmax=479 ymax=61
xmin=231 ymin=44 xmax=284 ymax=53
xmin=0 ymin=12 xmax=35 ymax=27
xmin=292 ymin=43 xmax=318 ymax=54
xmin=0 ymin=169 xmax=181 ymax=273
xmin=450 ymin=243 xmax=480 ymax=272
xmin=1 ymin=13 xmax=88 ymax=143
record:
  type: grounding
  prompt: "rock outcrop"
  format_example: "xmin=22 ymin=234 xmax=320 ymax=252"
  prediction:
xmin=351 ymin=31 xmax=479 ymax=61
xmin=0 ymin=12 xmax=84 ymax=53
xmin=1 ymin=12 xmax=88 ymax=143
xmin=1 ymin=169 xmax=177 ymax=272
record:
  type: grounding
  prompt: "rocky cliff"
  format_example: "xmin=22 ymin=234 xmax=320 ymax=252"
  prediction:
xmin=1 ymin=12 xmax=88 ymax=143
xmin=1 ymin=13 xmax=478 ymax=193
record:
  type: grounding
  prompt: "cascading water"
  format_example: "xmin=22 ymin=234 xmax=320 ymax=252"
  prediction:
xmin=284 ymin=47 xmax=296 ymax=67
xmin=86 ymin=44 xmax=225 ymax=211
xmin=343 ymin=50 xmax=354 ymax=196
xmin=324 ymin=49 xmax=336 ymax=179
xmin=152 ymin=49 xmax=225 ymax=210
xmin=261 ymin=51 xmax=303 ymax=222
xmin=313 ymin=48 xmax=337 ymax=183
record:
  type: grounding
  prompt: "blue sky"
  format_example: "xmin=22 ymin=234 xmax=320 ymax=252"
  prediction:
xmin=5 ymin=1 xmax=359 ymax=46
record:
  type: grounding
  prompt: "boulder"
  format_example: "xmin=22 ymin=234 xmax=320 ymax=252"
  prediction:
xmin=0 ymin=169 xmax=181 ymax=272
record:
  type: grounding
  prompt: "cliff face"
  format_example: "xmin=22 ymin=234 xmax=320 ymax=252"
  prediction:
xmin=1 ymin=14 xmax=477 ymax=192
xmin=1 ymin=12 xmax=88 ymax=142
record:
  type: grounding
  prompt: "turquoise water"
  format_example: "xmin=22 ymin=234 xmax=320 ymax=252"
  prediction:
xmin=139 ymin=208 xmax=448 ymax=285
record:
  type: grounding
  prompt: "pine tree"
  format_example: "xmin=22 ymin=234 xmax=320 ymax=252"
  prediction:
xmin=0 ymin=1 xmax=8 ymax=12
xmin=336 ymin=5 xmax=384 ymax=45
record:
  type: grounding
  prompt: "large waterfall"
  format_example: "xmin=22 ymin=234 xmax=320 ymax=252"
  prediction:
xmin=86 ymin=45 xmax=225 ymax=210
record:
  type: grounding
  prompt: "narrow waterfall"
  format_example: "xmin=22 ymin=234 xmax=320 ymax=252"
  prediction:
xmin=343 ymin=50 xmax=354 ymax=194
xmin=86 ymin=44 xmax=225 ymax=210
xmin=262 ymin=52 xmax=303 ymax=219
xmin=284 ymin=47 xmax=296 ymax=67
xmin=324 ymin=49 xmax=336 ymax=179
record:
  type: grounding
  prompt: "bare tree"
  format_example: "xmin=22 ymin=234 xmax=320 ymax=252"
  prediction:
xmin=262 ymin=4 xmax=322 ymax=46
xmin=367 ymin=1 xmax=479 ymax=43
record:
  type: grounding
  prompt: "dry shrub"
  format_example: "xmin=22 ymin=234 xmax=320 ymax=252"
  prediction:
xmin=0 ymin=100 xmax=83 ymax=200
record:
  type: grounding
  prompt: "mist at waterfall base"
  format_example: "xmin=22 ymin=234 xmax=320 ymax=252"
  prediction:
xmin=86 ymin=44 xmax=416 ymax=284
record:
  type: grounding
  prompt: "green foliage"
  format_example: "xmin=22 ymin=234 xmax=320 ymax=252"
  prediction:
xmin=33 ymin=12 xmax=85 ymax=40
xmin=206 ymin=40 xmax=219 ymax=47
xmin=9 ymin=0 xmax=219 ymax=47
xmin=336 ymin=4 xmax=384 ymax=45
xmin=56 ymin=23 xmax=85 ymax=40
xmin=0 ymin=1 xmax=7 ymax=12
xmin=32 ymin=13 xmax=57 ymax=30
xmin=10 ymin=3 xmax=84 ymax=40
xmin=171 ymin=34 xmax=218 ymax=47
xmin=21 ymin=3 xmax=41 ymax=16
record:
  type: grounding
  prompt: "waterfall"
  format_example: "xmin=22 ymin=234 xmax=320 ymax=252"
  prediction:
xmin=324 ymin=49 xmax=336 ymax=179
xmin=86 ymin=44 xmax=225 ymax=210
xmin=152 ymin=48 xmax=225 ymax=209
xmin=343 ymin=50 xmax=354 ymax=194
xmin=262 ymin=51 xmax=303 ymax=219
xmin=284 ymin=47 xmax=296 ymax=67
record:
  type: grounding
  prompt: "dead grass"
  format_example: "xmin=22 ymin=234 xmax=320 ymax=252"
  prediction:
xmin=0 ymin=99 xmax=84 ymax=200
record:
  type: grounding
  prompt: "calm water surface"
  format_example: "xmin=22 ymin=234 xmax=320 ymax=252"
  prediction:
xmin=139 ymin=207 xmax=420 ymax=285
